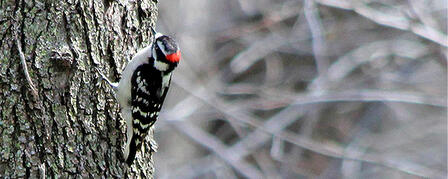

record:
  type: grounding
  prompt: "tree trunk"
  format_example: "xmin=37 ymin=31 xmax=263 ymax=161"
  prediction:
xmin=0 ymin=0 xmax=158 ymax=177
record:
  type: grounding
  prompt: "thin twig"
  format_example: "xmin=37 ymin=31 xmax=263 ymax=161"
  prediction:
xmin=276 ymin=129 xmax=445 ymax=178
xmin=168 ymin=120 xmax=264 ymax=179
xmin=16 ymin=38 xmax=38 ymax=99
xmin=257 ymin=89 xmax=447 ymax=108
xmin=304 ymin=0 xmax=329 ymax=89
xmin=316 ymin=0 xmax=448 ymax=47
xmin=222 ymin=85 xmax=447 ymax=108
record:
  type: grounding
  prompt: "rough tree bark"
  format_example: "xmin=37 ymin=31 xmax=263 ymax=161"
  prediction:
xmin=0 ymin=0 xmax=158 ymax=177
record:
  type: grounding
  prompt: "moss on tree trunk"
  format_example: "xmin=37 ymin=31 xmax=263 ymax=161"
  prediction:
xmin=0 ymin=0 xmax=158 ymax=177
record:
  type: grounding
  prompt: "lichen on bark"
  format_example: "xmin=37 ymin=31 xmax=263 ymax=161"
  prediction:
xmin=0 ymin=0 xmax=158 ymax=178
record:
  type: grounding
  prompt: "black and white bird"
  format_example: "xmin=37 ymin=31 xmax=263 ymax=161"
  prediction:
xmin=98 ymin=28 xmax=181 ymax=165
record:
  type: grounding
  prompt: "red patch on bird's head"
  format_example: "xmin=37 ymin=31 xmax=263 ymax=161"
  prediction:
xmin=166 ymin=50 xmax=181 ymax=63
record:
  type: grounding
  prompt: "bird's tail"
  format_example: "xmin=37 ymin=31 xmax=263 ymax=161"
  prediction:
xmin=122 ymin=108 xmax=141 ymax=166
xmin=125 ymin=133 xmax=143 ymax=165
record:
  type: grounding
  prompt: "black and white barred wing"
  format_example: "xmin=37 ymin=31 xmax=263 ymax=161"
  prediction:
xmin=125 ymin=64 xmax=170 ymax=165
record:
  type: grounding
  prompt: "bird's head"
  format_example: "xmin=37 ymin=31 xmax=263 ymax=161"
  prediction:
xmin=151 ymin=28 xmax=181 ymax=72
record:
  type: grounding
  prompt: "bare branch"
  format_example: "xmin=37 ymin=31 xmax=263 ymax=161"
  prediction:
xmin=258 ymin=89 xmax=447 ymax=108
xmin=316 ymin=0 xmax=448 ymax=47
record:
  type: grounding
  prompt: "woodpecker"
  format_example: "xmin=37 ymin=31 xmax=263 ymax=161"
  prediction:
xmin=98 ymin=28 xmax=181 ymax=165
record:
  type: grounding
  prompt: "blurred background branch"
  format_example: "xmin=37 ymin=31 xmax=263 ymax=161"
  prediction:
xmin=154 ymin=0 xmax=447 ymax=178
